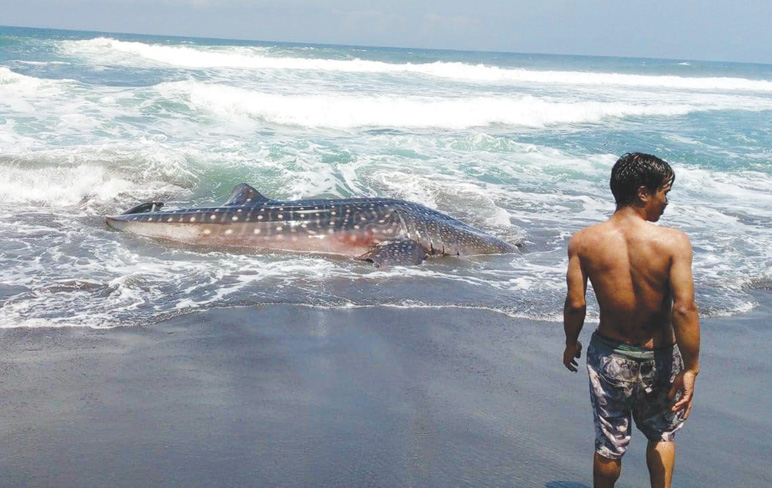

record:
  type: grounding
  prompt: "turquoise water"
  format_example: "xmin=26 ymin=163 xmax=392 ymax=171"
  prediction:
xmin=1 ymin=26 xmax=770 ymax=328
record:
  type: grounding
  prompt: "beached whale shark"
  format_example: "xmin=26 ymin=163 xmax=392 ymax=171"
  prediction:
xmin=106 ymin=184 xmax=518 ymax=266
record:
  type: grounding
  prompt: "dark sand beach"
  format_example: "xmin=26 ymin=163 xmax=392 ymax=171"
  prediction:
xmin=2 ymin=294 xmax=771 ymax=487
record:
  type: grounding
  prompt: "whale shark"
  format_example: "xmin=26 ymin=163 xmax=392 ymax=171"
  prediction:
xmin=106 ymin=184 xmax=518 ymax=266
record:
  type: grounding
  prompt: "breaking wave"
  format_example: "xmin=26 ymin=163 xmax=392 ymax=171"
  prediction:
xmin=61 ymin=38 xmax=772 ymax=92
xmin=159 ymin=80 xmax=697 ymax=129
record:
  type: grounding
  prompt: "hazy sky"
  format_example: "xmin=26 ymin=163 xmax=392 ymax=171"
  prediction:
xmin=3 ymin=0 xmax=772 ymax=64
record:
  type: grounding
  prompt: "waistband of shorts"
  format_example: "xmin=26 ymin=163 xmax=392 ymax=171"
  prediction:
xmin=590 ymin=331 xmax=678 ymax=360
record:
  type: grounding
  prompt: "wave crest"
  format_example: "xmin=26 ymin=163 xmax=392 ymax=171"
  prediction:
xmin=159 ymin=81 xmax=695 ymax=129
xmin=61 ymin=38 xmax=772 ymax=92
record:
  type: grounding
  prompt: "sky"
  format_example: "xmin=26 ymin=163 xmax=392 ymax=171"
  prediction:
xmin=3 ymin=0 xmax=772 ymax=64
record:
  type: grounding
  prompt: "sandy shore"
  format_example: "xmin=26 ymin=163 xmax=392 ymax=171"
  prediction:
xmin=2 ymin=296 xmax=771 ymax=487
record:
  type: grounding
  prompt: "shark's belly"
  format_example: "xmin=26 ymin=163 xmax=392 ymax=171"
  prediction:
xmin=107 ymin=218 xmax=387 ymax=256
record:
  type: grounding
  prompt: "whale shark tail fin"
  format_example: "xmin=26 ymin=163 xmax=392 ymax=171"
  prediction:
xmin=360 ymin=239 xmax=428 ymax=267
xmin=223 ymin=183 xmax=270 ymax=206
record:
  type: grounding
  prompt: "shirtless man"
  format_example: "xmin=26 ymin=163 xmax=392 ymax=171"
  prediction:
xmin=562 ymin=153 xmax=700 ymax=488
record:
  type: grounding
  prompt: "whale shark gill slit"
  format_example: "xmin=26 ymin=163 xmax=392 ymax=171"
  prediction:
xmin=105 ymin=183 xmax=518 ymax=266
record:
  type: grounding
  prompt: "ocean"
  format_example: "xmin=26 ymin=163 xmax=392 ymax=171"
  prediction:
xmin=1 ymin=25 xmax=770 ymax=329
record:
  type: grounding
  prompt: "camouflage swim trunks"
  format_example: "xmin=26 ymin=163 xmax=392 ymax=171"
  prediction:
xmin=587 ymin=331 xmax=686 ymax=460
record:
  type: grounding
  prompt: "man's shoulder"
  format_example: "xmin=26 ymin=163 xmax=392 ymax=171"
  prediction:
xmin=650 ymin=224 xmax=691 ymax=246
xmin=570 ymin=222 xmax=611 ymax=243
xmin=662 ymin=226 xmax=692 ymax=256
xmin=641 ymin=224 xmax=692 ymax=263
xmin=568 ymin=223 xmax=610 ymax=258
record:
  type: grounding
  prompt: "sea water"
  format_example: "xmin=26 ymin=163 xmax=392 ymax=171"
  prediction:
xmin=1 ymin=26 xmax=770 ymax=328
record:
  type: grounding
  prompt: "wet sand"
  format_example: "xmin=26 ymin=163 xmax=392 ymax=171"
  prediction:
xmin=1 ymin=296 xmax=771 ymax=487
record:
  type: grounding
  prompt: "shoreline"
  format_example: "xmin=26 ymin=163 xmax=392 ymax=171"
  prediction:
xmin=1 ymin=297 xmax=771 ymax=487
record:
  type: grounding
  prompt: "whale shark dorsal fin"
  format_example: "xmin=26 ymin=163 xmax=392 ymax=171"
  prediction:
xmin=223 ymin=183 xmax=270 ymax=206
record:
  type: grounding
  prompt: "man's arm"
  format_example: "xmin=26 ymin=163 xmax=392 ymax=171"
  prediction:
xmin=563 ymin=234 xmax=588 ymax=372
xmin=667 ymin=231 xmax=700 ymax=418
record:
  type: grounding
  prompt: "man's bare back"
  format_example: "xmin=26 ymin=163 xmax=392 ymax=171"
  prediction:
xmin=570 ymin=208 xmax=688 ymax=349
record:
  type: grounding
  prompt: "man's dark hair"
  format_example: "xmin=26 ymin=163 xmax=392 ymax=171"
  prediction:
xmin=610 ymin=152 xmax=675 ymax=208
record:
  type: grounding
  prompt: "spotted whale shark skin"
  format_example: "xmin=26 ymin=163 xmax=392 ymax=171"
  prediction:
xmin=106 ymin=184 xmax=518 ymax=266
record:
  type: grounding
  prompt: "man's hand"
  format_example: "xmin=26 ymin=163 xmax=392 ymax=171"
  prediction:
xmin=563 ymin=340 xmax=582 ymax=372
xmin=668 ymin=369 xmax=698 ymax=419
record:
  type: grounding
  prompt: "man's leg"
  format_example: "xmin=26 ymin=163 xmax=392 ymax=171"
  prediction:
xmin=587 ymin=337 xmax=634 ymax=487
xmin=646 ymin=440 xmax=675 ymax=488
xmin=593 ymin=453 xmax=621 ymax=488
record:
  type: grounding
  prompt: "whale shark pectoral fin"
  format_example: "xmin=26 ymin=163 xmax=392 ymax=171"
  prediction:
xmin=223 ymin=183 xmax=270 ymax=206
xmin=120 ymin=202 xmax=164 ymax=215
xmin=359 ymin=240 xmax=429 ymax=268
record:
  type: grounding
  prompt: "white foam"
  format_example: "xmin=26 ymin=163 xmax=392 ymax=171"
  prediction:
xmin=15 ymin=60 xmax=71 ymax=66
xmin=0 ymin=164 xmax=130 ymax=207
xmin=0 ymin=66 xmax=46 ymax=85
xmin=0 ymin=144 xmax=196 ymax=211
xmin=61 ymin=39 xmax=772 ymax=93
xmin=0 ymin=67 xmax=71 ymax=114
xmin=675 ymin=166 xmax=772 ymax=216
xmin=162 ymin=80 xmax=705 ymax=129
